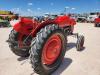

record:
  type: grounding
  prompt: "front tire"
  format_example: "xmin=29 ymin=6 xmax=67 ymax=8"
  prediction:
xmin=76 ymin=35 xmax=84 ymax=51
xmin=30 ymin=24 xmax=67 ymax=75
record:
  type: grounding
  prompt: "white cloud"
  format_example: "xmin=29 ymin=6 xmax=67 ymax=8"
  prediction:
xmin=11 ymin=8 xmax=20 ymax=13
xmin=16 ymin=8 xmax=20 ymax=11
xmin=37 ymin=8 xmax=41 ymax=10
xmin=96 ymin=9 xmax=100 ymax=11
xmin=28 ymin=3 xmax=33 ymax=6
xmin=10 ymin=8 xmax=34 ymax=16
xmin=71 ymin=8 xmax=76 ymax=10
xmin=65 ymin=6 xmax=70 ymax=9
xmin=27 ymin=9 xmax=33 ymax=13
xmin=21 ymin=9 xmax=33 ymax=16
xmin=27 ymin=9 xmax=31 ymax=12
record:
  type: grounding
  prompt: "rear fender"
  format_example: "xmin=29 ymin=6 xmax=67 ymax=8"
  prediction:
xmin=13 ymin=18 xmax=35 ymax=35
xmin=55 ymin=15 xmax=70 ymax=27
xmin=31 ymin=20 xmax=57 ymax=37
xmin=13 ymin=23 xmax=33 ymax=35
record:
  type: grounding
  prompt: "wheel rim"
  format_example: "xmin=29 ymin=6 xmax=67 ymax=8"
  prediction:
xmin=42 ymin=34 xmax=62 ymax=65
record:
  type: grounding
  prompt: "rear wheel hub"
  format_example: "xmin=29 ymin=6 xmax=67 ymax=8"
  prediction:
xmin=42 ymin=34 xmax=62 ymax=65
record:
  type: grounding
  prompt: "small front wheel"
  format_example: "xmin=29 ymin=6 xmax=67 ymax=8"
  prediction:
xmin=76 ymin=35 xmax=84 ymax=51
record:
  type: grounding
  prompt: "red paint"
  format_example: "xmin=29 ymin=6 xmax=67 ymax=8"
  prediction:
xmin=13 ymin=15 xmax=76 ymax=37
xmin=14 ymin=17 xmax=35 ymax=35
xmin=18 ymin=33 xmax=24 ymax=47
xmin=95 ymin=17 xmax=100 ymax=23
xmin=42 ymin=34 xmax=62 ymax=65
xmin=55 ymin=15 xmax=76 ymax=27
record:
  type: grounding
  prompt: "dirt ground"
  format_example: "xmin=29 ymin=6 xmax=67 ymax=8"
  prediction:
xmin=0 ymin=23 xmax=100 ymax=75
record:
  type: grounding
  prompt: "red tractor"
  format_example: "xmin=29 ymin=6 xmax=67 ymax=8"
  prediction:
xmin=7 ymin=15 xmax=84 ymax=75
xmin=94 ymin=15 xmax=100 ymax=27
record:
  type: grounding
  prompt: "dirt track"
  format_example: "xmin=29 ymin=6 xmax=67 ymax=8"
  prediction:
xmin=0 ymin=23 xmax=100 ymax=75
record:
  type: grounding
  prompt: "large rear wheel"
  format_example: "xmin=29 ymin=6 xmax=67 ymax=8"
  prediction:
xmin=7 ymin=30 xmax=31 ymax=57
xmin=30 ymin=24 xmax=67 ymax=75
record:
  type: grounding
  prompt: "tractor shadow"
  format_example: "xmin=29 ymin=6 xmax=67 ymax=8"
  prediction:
xmin=52 ymin=43 xmax=85 ymax=75
xmin=79 ymin=47 xmax=86 ymax=52
xmin=52 ymin=58 xmax=72 ymax=75
xmin=17 ymin=57 xmax=28 ymax=61
xmin=67 ymin=42 xmax=76 ymax=51
xmin=67 ymin=42 xmax=85 ymax=52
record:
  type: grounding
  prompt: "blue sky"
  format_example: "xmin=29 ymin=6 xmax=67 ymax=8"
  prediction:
xmin=0 ymin=0 xmax=99 ymax=16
